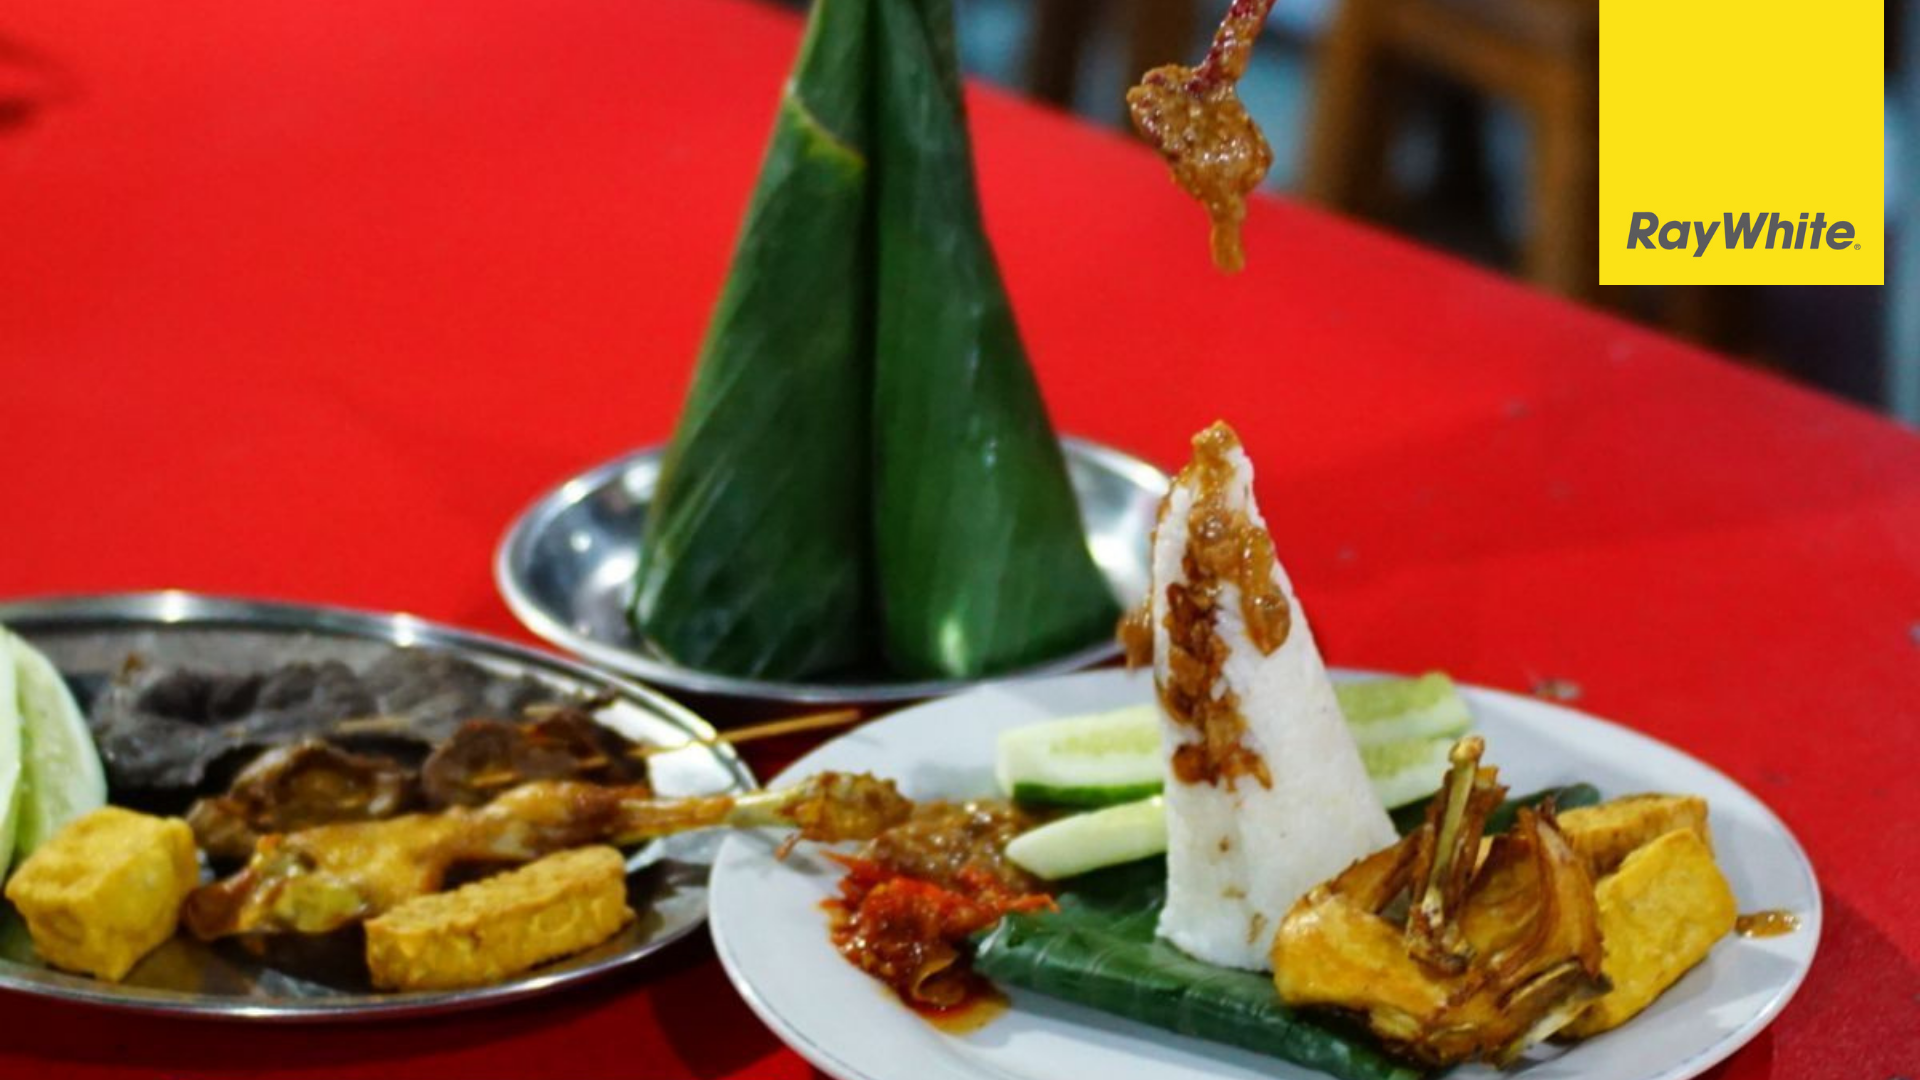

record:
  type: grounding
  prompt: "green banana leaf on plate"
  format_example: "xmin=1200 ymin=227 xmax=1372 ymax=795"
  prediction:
xmin=974 ymin=859 xmax=1423 ymax=1080
xmin=974 ymin=785 xmax=1603 ymax=1080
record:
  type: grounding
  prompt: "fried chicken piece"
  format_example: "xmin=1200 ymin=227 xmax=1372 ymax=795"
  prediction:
xmin=183 ymin=772 xmax=910 ymax=939
xmin=1272 ymin=738 xmax=1607 ymax=1067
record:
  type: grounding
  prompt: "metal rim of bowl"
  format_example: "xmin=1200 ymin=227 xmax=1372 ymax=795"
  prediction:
xmin=0 ymin=590 xmax=756 ymax=1021
xmin=495 ymin=437 xmax=1168 ymax=704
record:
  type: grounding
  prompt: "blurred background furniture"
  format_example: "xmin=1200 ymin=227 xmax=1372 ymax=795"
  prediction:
xmin=1894 ymin=0 xmax=1917 ymax=422
xmin=1301 ymin=0 xmax=1596 ymax=301
xmin=924 ymin=0 xmax=1911 ymax=422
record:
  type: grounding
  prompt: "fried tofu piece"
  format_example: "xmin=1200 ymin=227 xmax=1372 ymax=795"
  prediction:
xmin=364 ymin=845 xmax=632 ymax=991
xmin=1563 ymin=828 xmax=1736 ymax=1037
xmin=3 ymin=807 xmax=200 ymax=981
xmin=1558 ymin=795 xmax=1711 ymax=878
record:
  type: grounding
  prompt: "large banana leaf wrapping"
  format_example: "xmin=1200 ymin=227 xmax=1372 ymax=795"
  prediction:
xmin=868 ymin=0 xmax=1119 ymax=677
xmin=633 ymin=0 xmax=1116 ymax=681
xmin=973 ymin=859 xmax=1425 ymax=1080
xmin=631 ymin=0 xmax=874 ymax=678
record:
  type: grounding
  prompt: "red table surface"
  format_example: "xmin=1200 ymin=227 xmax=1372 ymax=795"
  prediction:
xmin=2 ymin=0 xmax=1916 ymax=1077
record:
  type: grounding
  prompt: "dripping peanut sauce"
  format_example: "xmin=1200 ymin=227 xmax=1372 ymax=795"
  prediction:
xmin=1122 ymin=423 xmax=1289 ymax=788
xmin=1126 ymin=0 xmax=1276 ymax=272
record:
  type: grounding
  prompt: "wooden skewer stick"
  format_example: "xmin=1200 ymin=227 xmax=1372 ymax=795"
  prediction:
xmin=461 ymin=708 xmax=869 ymax=789
xmin=331 ymin=714 xmax=413 ymax=736
xmin=633 ymin=707 xmax=865 ymax=758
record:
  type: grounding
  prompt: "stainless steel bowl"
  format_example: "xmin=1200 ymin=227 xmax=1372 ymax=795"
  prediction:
xmin=496 ymin=438 xmax=1166 ymax=704
xmin=0 ymin=592 xmax=754 ymax=1021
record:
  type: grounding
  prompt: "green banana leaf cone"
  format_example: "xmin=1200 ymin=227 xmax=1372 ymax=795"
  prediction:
xmin=634 ymin=0 xmax=1118 ymax=683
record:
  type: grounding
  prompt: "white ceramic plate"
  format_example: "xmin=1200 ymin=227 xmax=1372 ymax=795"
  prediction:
xmin=709 ymin=668 xmax=1820 ymax=1080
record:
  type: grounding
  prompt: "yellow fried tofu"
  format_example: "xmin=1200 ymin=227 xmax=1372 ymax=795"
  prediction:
xmin=1564 ymin=828 xmax=1736 ymax=1037
xmin=3 ymin=807 xmax=200 ymax=981
xmin=1558 ymin=795 xmax=1712 ymax=878
xmin=364 ymin=845 xmax=632 ymax=992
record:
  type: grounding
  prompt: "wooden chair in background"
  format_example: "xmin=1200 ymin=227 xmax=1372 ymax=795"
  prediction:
xmin=1302 ymin=0 xmax=1599 ymax=299
xmin=1300 ymin=0 xmax=1769 ymax=352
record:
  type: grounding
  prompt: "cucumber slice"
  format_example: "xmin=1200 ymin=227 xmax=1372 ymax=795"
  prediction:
xmin=997 ymin=675 xmax=1473 ymax=810
xmin=5 ymin=630 xmax=106 ymax=858
xmin=1006 ymin=797 xmax=1166 ymax=880
xmin=995 ymin=705 xmax=1161 ymax=807
xmin=1335 ymin=673 xmax=1472 ymax=747
xmin=1359 ymin=736 xmax=1460 ymax=809
xmin=0 ymin=645 xmax=19 ymax=881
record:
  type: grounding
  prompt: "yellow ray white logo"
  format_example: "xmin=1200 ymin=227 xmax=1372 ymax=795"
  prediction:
xmin=1599 ymin=3 xmax=1883 ymax=287
xmin=1626 ymin=212 xmax=1859 ymax=258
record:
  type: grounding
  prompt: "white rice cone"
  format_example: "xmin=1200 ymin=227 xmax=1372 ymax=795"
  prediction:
xmin=1151 ymin=437 xmax=1395 ymax=971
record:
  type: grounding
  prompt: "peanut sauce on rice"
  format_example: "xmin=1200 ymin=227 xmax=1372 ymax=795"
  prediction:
xmin=1126 ymin=423 xmax=1289 ymax=788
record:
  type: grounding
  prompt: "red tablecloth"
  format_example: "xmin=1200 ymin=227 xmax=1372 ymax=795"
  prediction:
xmin=2 ymin=1 xmax=1916 ymax=1077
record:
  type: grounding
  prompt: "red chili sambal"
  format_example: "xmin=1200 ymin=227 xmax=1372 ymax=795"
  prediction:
xmin=822 ymin=800 xmax=1054 ymax=1013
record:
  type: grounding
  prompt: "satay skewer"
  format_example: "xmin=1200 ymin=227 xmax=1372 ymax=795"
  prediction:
xmin=460 ymin=707 xmax=867 ymax=790
xmin=185 ymin=770 xmax=914 ymax=939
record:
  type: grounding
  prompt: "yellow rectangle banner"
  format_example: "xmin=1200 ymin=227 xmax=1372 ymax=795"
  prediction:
xmin=1599 ymin=1 xmax=1884 ymax=286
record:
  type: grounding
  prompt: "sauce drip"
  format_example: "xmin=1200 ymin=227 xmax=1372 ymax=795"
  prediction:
xmin=1158 ymin=422 xmax=1289 ymax=788
xmin=1118 ymin=602 xmax=1155 ymax=668
xmin=1126 ymin=0 xmax=1277 ymax=272
xmin=1735 ymin=910 xmax=1801 ymax=938
xmin=920 ymin=988 xmax=1009 ymax=1034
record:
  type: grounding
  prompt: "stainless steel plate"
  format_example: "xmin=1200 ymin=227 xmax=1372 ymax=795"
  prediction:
xmin=0 ymin=592 xmax=755 ymax=1021
xmin=496 ymin=438 xmax=1166 ymax=704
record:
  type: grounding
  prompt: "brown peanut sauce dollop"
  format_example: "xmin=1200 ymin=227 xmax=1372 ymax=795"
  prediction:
xmin=1126 ymin=0 xmax=1276 ymax=272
